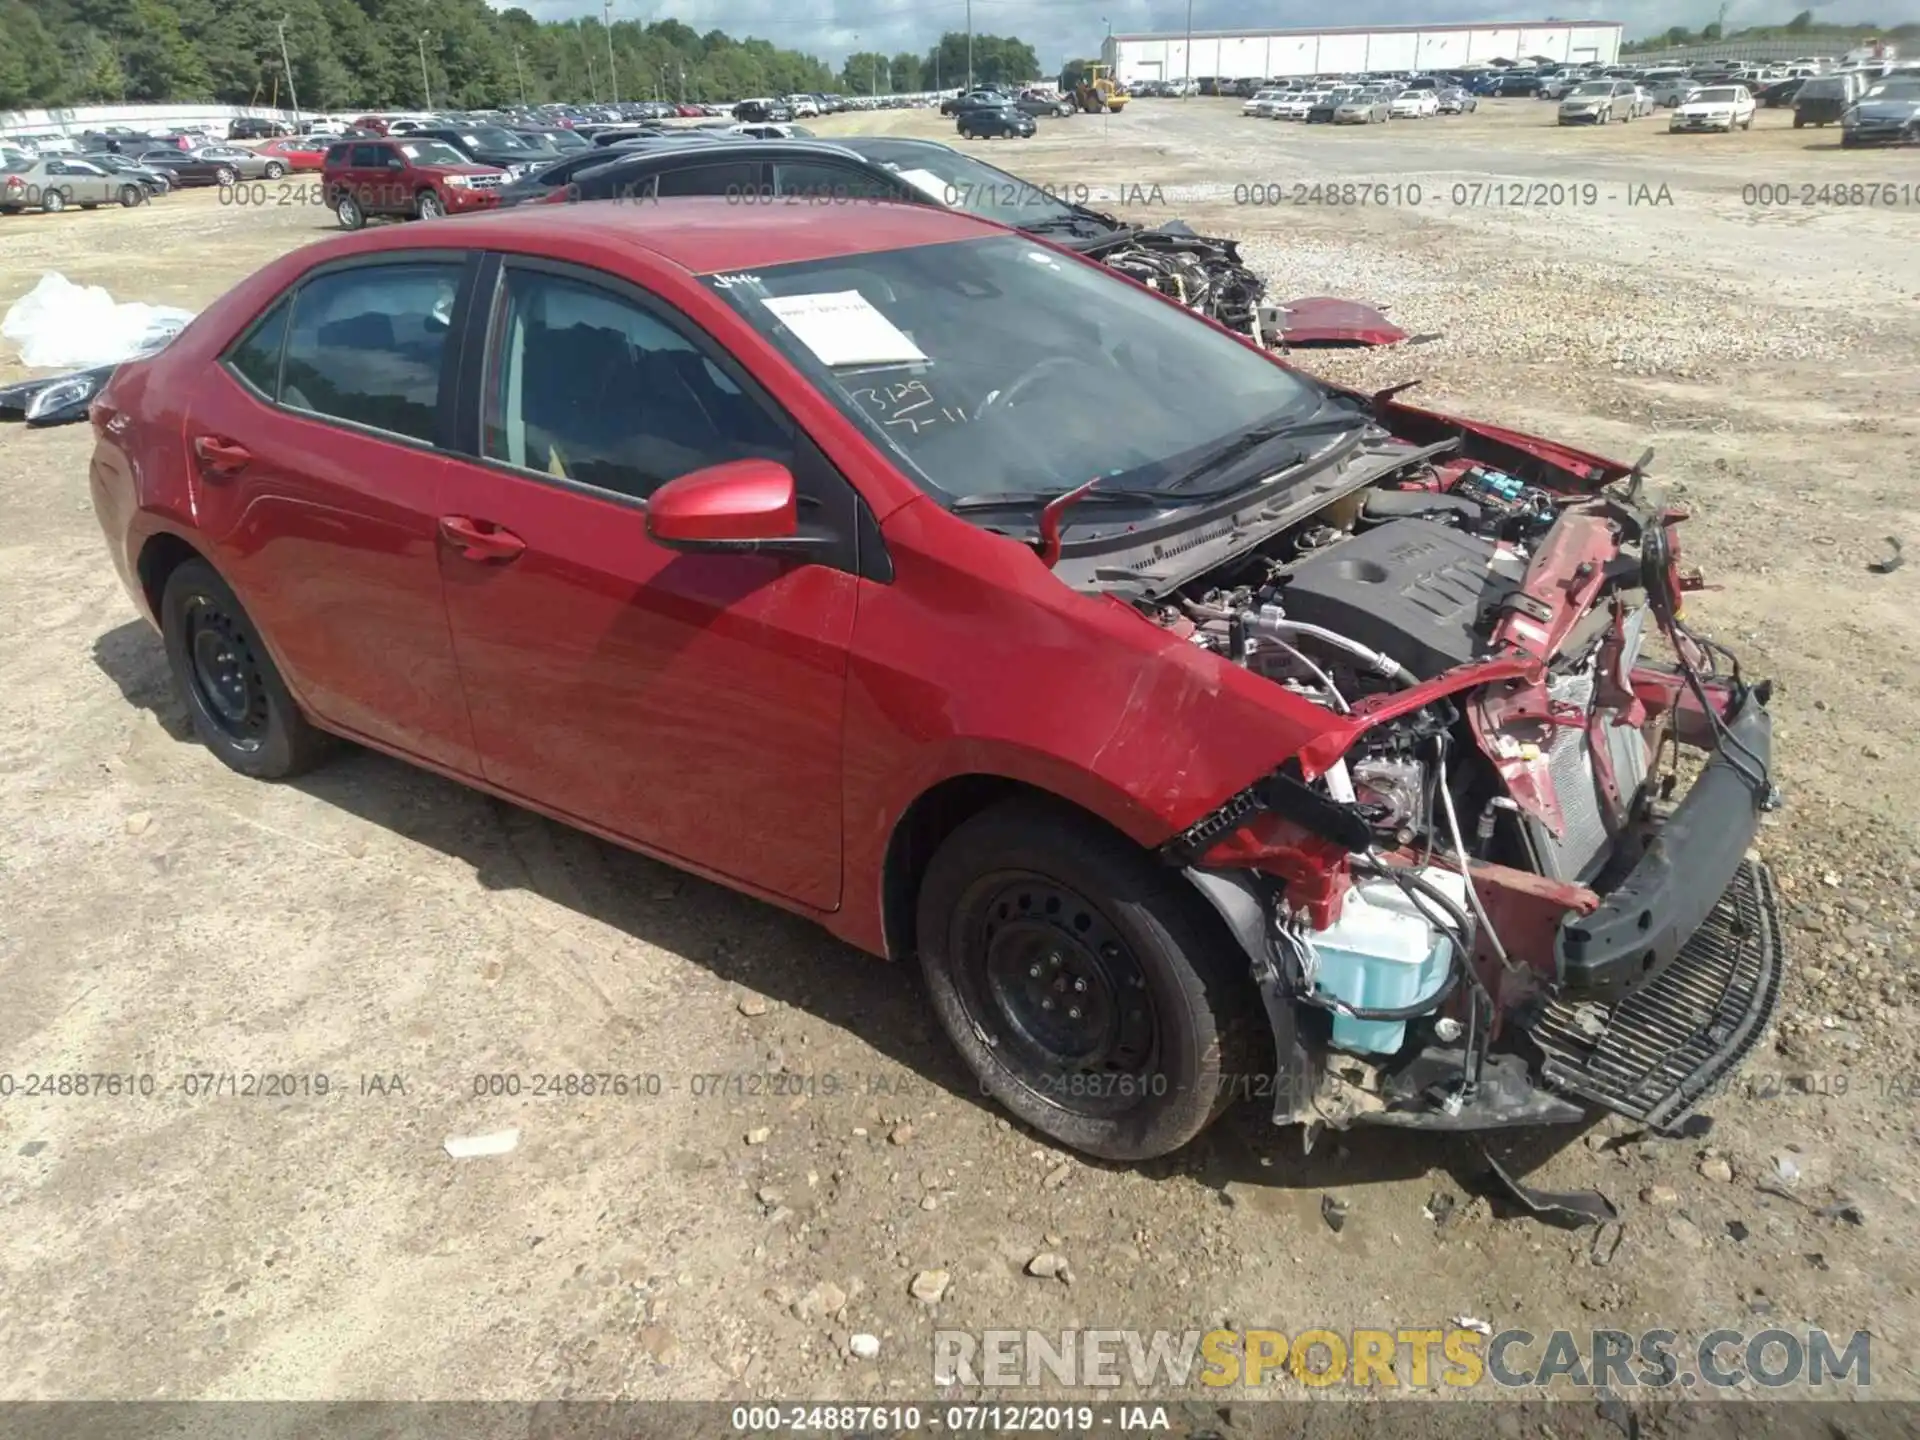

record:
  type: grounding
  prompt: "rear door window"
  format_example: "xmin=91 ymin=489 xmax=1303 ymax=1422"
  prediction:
xmin=279 ymin=263 xmax=463 ymax=445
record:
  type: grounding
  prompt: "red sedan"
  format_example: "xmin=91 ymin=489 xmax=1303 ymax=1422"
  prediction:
xmin=88 ymin=200 xmax=1782 ymax=1161
xmin=254 ymin=136 xmax=328 ymax=172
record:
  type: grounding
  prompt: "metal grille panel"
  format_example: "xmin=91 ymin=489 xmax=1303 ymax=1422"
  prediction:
xmin=1530 ymin=860 xmax=1784 ymax=1130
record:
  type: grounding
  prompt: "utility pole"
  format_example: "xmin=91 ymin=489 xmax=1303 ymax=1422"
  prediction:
xmin=276 ymin=15 xmax=301 ymax=128
xmin=514 ymin=44 xmax=527 ymax=105
xmin=1182 ymin=0 xmax=1192 ymax=96
xmin=580 ymin=23 xmax=596 ymax=101
xmin=966 ymin=0 xmax=973 ymax=89
xmin=417 ymin=30 xmax=432 ymax=110
xmin=603 ymin=0 xmax=619 ymax=103
xmin=871 ymin=50 xmax=877 ymax=95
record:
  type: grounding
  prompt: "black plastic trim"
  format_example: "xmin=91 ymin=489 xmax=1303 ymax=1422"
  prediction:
xmin=1555 ymin=688 xmax=1773 ymax=998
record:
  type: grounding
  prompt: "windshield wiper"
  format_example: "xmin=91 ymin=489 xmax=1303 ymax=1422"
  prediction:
xmin=948 ymin=486 xmax=1213 ymax=513
xmin=1160 ymin=406 xmax=1374 ymax=494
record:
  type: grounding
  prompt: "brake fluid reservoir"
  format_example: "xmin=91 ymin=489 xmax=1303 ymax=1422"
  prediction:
xmin=1309 ymin=868 xmax=1469 ymax=1056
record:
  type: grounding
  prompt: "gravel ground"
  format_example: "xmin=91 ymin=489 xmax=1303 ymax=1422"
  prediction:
xmin=1 ymin=100 xmax=1917 ymax=1413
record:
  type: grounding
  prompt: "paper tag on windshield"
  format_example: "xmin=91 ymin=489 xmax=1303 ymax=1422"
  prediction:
xmin=761 ymin=291 xmax=927 ymax=368
xmin=892 ymin=168 xmax=952 ymax=203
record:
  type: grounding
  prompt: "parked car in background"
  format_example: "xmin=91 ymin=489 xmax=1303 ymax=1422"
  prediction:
xmin=1307 ymin=88 xmax=1355 ymax=123
xmin=1016 ymin=89 xmax=1077 ymax=117
xmin=1435 ymin=86 xmax=1477 ymax=114
xmin=301 ymin=117 xmax=351 ymax=136
xmin=1559 ymin=80 xmax=1638 ymax=124
xmin=1276 ymin=90 xmax=1325 ymax=119
xmin=1389 ymin=88 xmax=1438 ymax=118
xmin=1243 ymin=88 xmax=1287 ymax=117
xmin=731 ymin=123 xmax=816 ymax=139
xmin=79 ymin=151 xmax=174 ymax=195
xmin=1756 ymin=77 xmax=1805 ymax=108
xmin=733 ymin=98 xmax=793 ymax=123
xmin=1333 ymin=89 xmax=1391 ymax=124
xmin=1794 ymin=71 xmax=1863 ymax=127
xmin=957 ymin=104 xmax=1035 ymax=140
xmin=255 ymin=136 xmax=329 ymax=173
xmin=141 ymin=145 xmax=290 ymax=185
xmin=1671 ymin=85 xmax=1756 ymax=132
xmin=1 ymin=157 xmax=148 ymax=212
xmin=411 ymin=126 xmax=548 ymax=178
xmin=228 ymin=117 xmax=293 ymax=140
xmin=1841 ymin=73 xmax=1920 ymax=145
xmin=321 ymin=137 xmax=506 ymax=226
xmin=784 ymin=95 xmax=821 ymax=118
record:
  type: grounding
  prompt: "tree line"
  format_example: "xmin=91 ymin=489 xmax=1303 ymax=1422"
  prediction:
xmin=0 ymin=0 xmax=1039 ymax=113
xmin=1624 ymin=13 xmax=1920 ymax=53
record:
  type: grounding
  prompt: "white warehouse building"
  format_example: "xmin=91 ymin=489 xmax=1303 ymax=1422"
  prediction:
xmin=1104 ymin=19 xmax=1625 ymax=84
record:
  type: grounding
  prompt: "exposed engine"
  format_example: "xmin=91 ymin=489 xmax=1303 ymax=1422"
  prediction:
xmin=1147 ymin=451 xmax=1677 ymax=1110
xmin=1082 ymin=223 xmax=1267 ymax=339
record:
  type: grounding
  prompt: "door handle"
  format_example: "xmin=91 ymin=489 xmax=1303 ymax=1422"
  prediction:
xmin=192 ymin=434 xmax=252 ymax=476
xmin=439 ymin=514 xmax=527 ymax=563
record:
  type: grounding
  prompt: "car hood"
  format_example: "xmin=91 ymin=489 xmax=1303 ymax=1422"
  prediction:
xmin=1675 ymin=100 xmax=1735 ymax=114
xmin=1852 ymin=98 xmax=1920 ymax=119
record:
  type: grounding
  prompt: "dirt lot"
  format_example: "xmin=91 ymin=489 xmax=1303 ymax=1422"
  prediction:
xmin=2 ymin=98 xmax=1918 ymax=1412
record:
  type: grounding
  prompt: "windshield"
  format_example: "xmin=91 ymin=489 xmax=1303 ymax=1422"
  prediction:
xmin=463 ymin=128 xmax=528 ymax=150
xmin=1800 ymin=77 xmax=1846 ymax=95
xmin=1571 ymin=82 xmax=1612 ymax=96
xmin=703 ymin=235 xmax=1322 ymax=502
xmin=1691 ymin=87 xmax=1741 ymax=103
xmin=399 ymin=141 xmax=471 ymax=166
xmin=1864 ymin=78 xmax=1920 ymax=99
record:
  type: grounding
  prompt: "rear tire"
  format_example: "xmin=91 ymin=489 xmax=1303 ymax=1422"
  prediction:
xmin=263 ymin=161 xmax=285 ymax=179
xmin=916 ymin=798 xmax=1260 ymax=1162
xmin=215 ymin=166 xmax=237 ymax=186
xmin=159 ymin=560 xmax=333 ymax=781
xmin=335 ymin=192 xmax=364 ymax=229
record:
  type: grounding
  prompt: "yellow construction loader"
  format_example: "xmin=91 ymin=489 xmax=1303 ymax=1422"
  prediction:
xmin=1072 ymin=64 xmax=1129 ymax=113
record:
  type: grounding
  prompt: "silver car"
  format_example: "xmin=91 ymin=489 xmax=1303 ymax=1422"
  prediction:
xmin=1333 ymin=89 xmax=1390 ymax=124
xmin=0 ymin=157 xmax=149 ymax=213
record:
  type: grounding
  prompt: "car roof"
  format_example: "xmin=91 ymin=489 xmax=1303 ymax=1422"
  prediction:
xmin=303 ymin=194 xmax=1003 ymax=277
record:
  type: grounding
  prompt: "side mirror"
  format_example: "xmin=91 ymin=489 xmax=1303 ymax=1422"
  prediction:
xmin=645 ymin=459 xmax=821 ymax=554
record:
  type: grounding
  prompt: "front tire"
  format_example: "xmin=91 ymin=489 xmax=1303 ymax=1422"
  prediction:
xmin=119 ymin=184 xmax=142 ymax=207
xmin=263 ymin=161 xmax=286 ymax=179
xmin=215 ymin=166 xmax=237 ymax=186
xmin=415 ymin=188 xmax=444 ymax=219
xmin=41 ymin=188 xmax=65 ymax=213
xmin=160 ymin=560 xmax=333 ymax=780
xmin=916 ymin=799 xmax=1259 ymax=1161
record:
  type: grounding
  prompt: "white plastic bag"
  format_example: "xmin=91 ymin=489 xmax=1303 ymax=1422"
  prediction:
xmin=0 ymin=272 xmax=195 ymax=369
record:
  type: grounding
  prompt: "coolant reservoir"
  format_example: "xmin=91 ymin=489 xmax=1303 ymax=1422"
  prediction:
xmin=1309 ymin=869 xmax=1470 ymax=1056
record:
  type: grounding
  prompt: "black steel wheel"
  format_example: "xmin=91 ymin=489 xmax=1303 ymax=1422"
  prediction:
xmin=159 ymin=558 xmax=333 ymax=779
xmin=917 ymin=798 xmax=1261 ymax=1161
xmin=953 ymin=872 xmax=1162 ymax=1120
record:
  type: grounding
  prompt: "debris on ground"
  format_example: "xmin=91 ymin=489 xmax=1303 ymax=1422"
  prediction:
xmin=1423 ymin=1191 xmax=1456 ymax=1226
xmin=1026 ymin=1251 xmax=1072 ymax=1283
xmin=1482 ymin=1150 xmax=1620 ymax=1227
xmin=1868 ymin=537 xmax=1904 ymax=574
xmin=909 ymin=1269 xmax=951 ymax=1303
xmin=1320 ymin=1195 xmax=1350 ymax=1234
xmin=443 ymin=1128 xmax=520 ymax=1160
xmin=1452 ymin=1315 xmax=1493 ymax=1336
xmin=849 ymin=1334 xmax=881 ymax=1360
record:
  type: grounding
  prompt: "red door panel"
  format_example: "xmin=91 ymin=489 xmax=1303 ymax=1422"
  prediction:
xmin=184 ymin=369 xmax=480 ymax=774
xmin=436 ymin=461 xmax=855 ymax=910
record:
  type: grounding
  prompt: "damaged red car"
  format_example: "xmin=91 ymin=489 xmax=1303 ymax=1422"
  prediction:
xmin=88 ymin=200 xmax=1784 ymax=1161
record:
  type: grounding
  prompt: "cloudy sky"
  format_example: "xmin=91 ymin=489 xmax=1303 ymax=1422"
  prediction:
xmin=495 ymin=1 xmax=1889 ymax=69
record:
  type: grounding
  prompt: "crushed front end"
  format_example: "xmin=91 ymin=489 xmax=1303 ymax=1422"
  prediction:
xmin=1122 ymin=404 xmax=1786 ymax=1139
